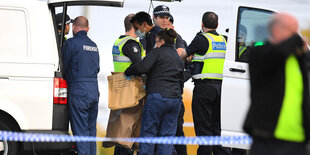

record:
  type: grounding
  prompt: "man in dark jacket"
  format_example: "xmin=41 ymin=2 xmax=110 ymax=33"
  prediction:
xmin=244 ymin=13 xmax=310 ymax=155
xmin=131 ymin=11 xmax=161 ymax=54
xmin=62 ymin=16 xmax=99 ymax=155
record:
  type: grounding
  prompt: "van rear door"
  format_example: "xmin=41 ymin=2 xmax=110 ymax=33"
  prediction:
xmin=48 ymin=0 xmax=124 ymax=130
xmin=48 ymin=0 xmax=124 ymax=73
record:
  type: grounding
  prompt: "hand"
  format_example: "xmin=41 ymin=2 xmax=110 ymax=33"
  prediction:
xmin=177 ymin=48 xmax=187 ymax=60
xmin=186 ymin=55 xmax=194 ymax=62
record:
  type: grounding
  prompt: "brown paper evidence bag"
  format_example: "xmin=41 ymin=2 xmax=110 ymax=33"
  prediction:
xmin=103 ymin=72 xmax=146 ymax=150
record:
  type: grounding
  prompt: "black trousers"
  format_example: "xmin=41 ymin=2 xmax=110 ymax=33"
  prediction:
xmin=174 ymin=102 xmax=187 ymax=155
xmin=250 ymin=137 xmax=307 ymax=155
xmin=192 ymin=81 xmax=231 ymax=155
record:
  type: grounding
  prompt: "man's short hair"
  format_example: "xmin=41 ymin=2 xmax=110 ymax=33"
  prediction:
xmin=202 ymin=12 xmax=218 ymax=29
xmin=124 ymin=14 xmax=134 ymax=32
xmin=130 ymin=12 xmax=153 ymax=26
xmin=73 ymin=16 xmax=89 ymax=28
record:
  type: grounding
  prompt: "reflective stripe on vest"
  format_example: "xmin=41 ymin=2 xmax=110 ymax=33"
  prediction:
xmin=112 ymin=36 xmax=145 ymax=72
xmin=192 ymin=32 xmax=226 ymax=80
xmin=192 ymin=73 xmax=223 ymax=79
xmin=113 ymin=55 xmax=131 ymax=62
xmin=192 ymin=52 xmax=225 ymax=61
xmin=239 ymin=46 xmax=247 ymax=58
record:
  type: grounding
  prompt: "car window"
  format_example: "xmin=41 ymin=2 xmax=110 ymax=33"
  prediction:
xmin=236 ymin=7 xmax=273 ymax=62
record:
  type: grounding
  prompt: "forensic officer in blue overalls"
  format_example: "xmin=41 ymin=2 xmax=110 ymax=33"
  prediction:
xmin=62 ymin=16 xmax=100 ymax=155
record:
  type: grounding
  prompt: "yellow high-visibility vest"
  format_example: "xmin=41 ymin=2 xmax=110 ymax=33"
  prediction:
xmin=112 ymin=36 xmax=145 ymax=72
xmin=192 ymin=32 xmax=226 ymax=80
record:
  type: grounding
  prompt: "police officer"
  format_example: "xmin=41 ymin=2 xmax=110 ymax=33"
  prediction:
xmin=238 ymin=24 xmax=249 ymax=61
xmin=62 ymin=16 xmax=99 ymax=155
xmin=152 ymin=5 xmax=170 ymax=29
xmin=179 ymin=12 xmax=231 ymax=155
xmin=113 ymin=14 xmax=145 ymax=73
xmin=112 ymin=14 xmax=145 ymax=155
xmin=125 ymin=29 xmax=184 ymax=155
xmin=130 ymin=12 xmax=161 ymax=54
xmin=56 ymin=13 xmax=72 ymax=43
xmin=153 ymin=6 xmax=187 ymax=51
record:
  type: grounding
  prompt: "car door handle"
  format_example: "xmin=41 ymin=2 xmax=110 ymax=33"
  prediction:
xmin=229 ymin=68 xmax=246 ymax=73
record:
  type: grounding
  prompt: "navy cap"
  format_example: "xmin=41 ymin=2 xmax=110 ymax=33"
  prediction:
xmin=56 ymin=13 xmax=72 ymax=26
xmin=153 ymin=5 xmax=170 ymax=16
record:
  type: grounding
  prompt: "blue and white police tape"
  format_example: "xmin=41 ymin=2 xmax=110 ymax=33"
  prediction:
xmin=0 ymin=130 xmax=252 ymax=145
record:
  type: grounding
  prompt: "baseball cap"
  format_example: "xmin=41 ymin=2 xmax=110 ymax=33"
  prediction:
xmin=153 ymin=5 xmax=170 ymax=16
xmin=56 ymin=13 xmax=72 ymax=26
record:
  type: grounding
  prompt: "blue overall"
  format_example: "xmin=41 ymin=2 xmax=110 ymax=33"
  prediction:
xmin=62 ymin=31 xmax=100 ymax=155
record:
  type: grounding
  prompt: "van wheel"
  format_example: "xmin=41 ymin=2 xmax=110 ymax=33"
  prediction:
xmin=0 ymin=118 xmax=20 ymax=155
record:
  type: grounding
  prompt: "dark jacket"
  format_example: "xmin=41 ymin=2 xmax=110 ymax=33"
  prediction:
xmin=243 ymin=34 xmax=310 ymax=141
xmin=125 ymin=44 xmax=184 ymax=98
xmin=62 ymin=31 xmax=100 ymax=83
xmin=175 ymin=33 xmax=187 ymax=49
xmin=140 ymin=25 xmax=161 ymax=55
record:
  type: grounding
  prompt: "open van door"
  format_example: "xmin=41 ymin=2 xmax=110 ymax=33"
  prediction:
xmin=48 ymin=0 xmax=124 ymax=47
xmin=221 ymin=5 xmax=274 ymax=149
xmin=48 ymin=0 xmax=124 ymax=73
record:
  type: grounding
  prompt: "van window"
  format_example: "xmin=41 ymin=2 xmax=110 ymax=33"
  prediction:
xmin=0 ymin=9 xmax=28 ymax=59
xmin=236 ymin=7 xmax=273 ymax=62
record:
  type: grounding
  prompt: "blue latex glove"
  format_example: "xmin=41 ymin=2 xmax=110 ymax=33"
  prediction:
xmin=125 ymin=75 xmax=131 ymax=80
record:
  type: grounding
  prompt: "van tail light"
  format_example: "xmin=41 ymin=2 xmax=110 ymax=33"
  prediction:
xmin=53 ymin=78 xmax=67 ymax=104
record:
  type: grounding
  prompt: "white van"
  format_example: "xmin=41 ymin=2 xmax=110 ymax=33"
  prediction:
xmin=0 ymin=0 xmax=123 ymax=154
